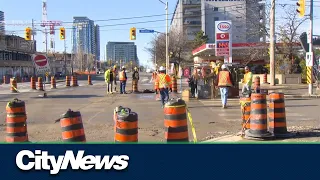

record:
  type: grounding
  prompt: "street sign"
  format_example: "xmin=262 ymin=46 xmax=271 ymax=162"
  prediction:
xmin=306 ymin=52 xmax=314 ymax=66
xmin=216 ymin=33 xmax=229 ymax=40
xmin=32 ymin=54 xmax=51 ymax=75
xmin=215 ymin=21 xmax=232 ymax=60
xmin=139 ymin=29 xmax=155 ymax=33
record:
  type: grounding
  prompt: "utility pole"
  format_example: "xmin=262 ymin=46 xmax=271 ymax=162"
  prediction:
xmin=269 ymin=0 xmax=276 ymax=86
xmin=308 ymin=0 xmax=314 ymax=95
xmin=64 ymin=39 xmax=67 ymax=75
xmin=165 ymin=1 xmax=169 ymax=74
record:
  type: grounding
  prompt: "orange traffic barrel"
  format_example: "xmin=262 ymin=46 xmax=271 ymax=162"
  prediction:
xmin=244 ymin=93 xmax=273 ymax=140
xmin=51 ymin=76 xmax=56 ymax=89
xmin=38 ymin=77 xmax=44 ymax=91
xmin=10 ymin=78 xmax=18 ymax=93
xmin=60 ymin=109 xmax=86 ymax=142
xmin=240 ymin=97 xmax=251 ymax=130
xmin=88 ymin=75 xmax=93 ymax=85
xmin=31 ymin=76 xmax=36 ymax=90
xmin=171 ymin=76 xmax=178 ymax=93
xmin=114 ymin=108 xmax=138 ymax=143
xmin=132 ymin=79 xmax=139 ymax=93
xmin=164 ymin=99 xmax=189 ymax=142
xmin=65 ymin=76 xmax=70 ymax=87
xmin=254 ymin=76 xmax=260 ymax=93
xmin=71 ymin=75 xmax=78 ymax=87
xmin=6 ymin=98 xmax=29 ymax=142
xmin=268 ymin=93 xmax=295 ymax=138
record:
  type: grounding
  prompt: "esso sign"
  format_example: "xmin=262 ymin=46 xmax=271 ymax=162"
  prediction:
xmin=217 ymin=22 xmax=231 ymax=32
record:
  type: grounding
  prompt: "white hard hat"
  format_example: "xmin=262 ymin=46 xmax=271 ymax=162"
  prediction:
xmin=221 ymin=64 xmax=227 ymax=69
xmin=159 ymin=66 xmax=165 ymax=71
xmin=122 ymin=66 xmax=125 ymax=69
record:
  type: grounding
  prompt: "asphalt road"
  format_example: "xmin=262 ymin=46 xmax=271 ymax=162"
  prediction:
xmin=0 ymin=72 xmax=319 ymax=142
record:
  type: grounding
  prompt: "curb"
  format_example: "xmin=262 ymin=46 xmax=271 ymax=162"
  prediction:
xmin=284 ymin=94 xmax=320 ymax=98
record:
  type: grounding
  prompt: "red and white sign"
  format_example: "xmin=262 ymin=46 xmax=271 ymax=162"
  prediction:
xmin=32 ymin=54 xmax=51 ymax=75
xmin=183 ymin=68 xmax=190 ymax=77
xmin=215 ymin=21 xmax=232 ymax=61
xmin=216 ymin=33 xmax=229 ymax=40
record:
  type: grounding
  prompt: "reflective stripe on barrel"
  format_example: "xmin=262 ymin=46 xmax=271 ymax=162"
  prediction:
xmin=268 ymin=93 xmax=287 ymax=134
xmin=171 ymin=76 xmax=177 ymax=93
xmin=115 ymin=112 xmax=138 ymax=142
xmin=6 ymin=99 xmax=28 ymax=142
xmin=249 ymin=93 xmax=268 ymax=135
xmin=60 ymin=110 xmax=86 ymax=142
xmin=66 ymin=76 xmax=70 ymax=87
xmin=164 ymin=103 xmax=189 ymax=142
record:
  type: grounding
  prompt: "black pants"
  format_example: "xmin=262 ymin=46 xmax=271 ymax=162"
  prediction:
xmin=190 ymin=83 xmax=197 ymax=97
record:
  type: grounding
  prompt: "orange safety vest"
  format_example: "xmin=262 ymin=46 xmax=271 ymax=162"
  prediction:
xmin=119 ymin=71 xmax=126 ymax=81
xmin=218 ymin=71 xmax=232 ymax=87
xmin=156 ymin=73 xmax=171 ymax=89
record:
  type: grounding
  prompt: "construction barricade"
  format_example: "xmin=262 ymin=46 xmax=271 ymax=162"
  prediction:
xmin=6 ymin=98 xmax=28 ymax=142
xmin=171 ymin=76 xmax=178 ymax=93
xmin=244 ymin=93 xmax=273 ymax=140
xmin=66 ymin=76 xmax=70 ymax=87
xmin=114 ymin=107 xmax=138 ymax=143
xmin=59 ymin=109 xmax=86 ymax=142
xmin=240 ymin=97 xmax=251 ymax=133
xmin=71 ymin=75 xmax=78 ymax=87
xmin=38 ymin=77 xmax=44 ymax=91
xmin=164 ymin=99 xmax=189 ymax=142
xmin=268 ymin=92 xmax=295 ymax=138
xmin=31 ymin=76 xmax=36 ymax=90
xmin=88 ymin=75 xmax=93 ymax=85
xmin=51 ymin=76 xmax=56 ymax=89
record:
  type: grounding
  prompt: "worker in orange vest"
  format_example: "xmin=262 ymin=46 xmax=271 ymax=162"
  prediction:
xmin=118 ymin=66 xmax=127 ymax=94
xmin=155 ymin=66 xmax=172 ymax=108
xmin=216 ymin=64 xmax=234 ymax=109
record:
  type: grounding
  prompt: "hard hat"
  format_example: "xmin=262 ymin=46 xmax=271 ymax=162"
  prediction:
xmin=221 ymin=64 xmax=227 ymax=69
xmin=159 ymin=66 xmax=165 ymax=71
xmin=134 ymin=67 xmax=138 ymax=70
xmin=114 ymin=65 xmax=117 ymax=68
xmin=245 ymin=66 xmax=249 ymax=70
xmin=122 ymin=66 xmax=125 ymax=69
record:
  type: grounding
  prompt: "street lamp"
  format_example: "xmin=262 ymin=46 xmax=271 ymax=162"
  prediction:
xmin=158 ymin=0 xmax=169 ymax=74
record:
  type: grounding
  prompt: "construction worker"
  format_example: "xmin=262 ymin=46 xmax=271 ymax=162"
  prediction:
xmin=112 ymin=65 xmax=118 ymax=92
xmin=152 ymin=70 xmax=158 ymax=93
xmin=155 ymin=66 xmax=172 ymax=108
xmin=241 ymin=66 xmax=253 ymax=95
xmin=132 ymin=67 xmax=139 ymax=84
xmin=119 ymin=66 xmax=127 ymax=94
xmin=216 ymin=64 xmax=234 ymax=109
xmin=104 ymin=67 xmax=113 ymax=94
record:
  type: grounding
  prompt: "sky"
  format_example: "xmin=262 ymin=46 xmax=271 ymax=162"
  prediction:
xmin=1 ymin=0 xmax=320 ymax=67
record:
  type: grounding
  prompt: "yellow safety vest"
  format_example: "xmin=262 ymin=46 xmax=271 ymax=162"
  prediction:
xmin=243 ymin=72 xmax=253 ymax=86
xmin=158 ymin=74 xmax=169 ymax=88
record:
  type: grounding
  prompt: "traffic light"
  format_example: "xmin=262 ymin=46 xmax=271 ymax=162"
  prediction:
xmin=25 ymin=27 xmax=32 ymax=41
xmin=296 ymin=0 xmax=305 ymax=17
xmin=130 ymin=27 xmax=136 ymax=40
xmin=60 ymin=27 xmax=65 ymax=40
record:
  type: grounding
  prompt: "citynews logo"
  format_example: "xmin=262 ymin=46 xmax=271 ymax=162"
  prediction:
xmin=16 ymin=150 xmax=129 ymax=175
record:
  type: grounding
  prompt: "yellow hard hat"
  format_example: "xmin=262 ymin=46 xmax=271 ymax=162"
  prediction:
xmin=134 ymin=67 xmax=138 ymax=70
xmin=113 ymin=65 xmax=117 ymax=68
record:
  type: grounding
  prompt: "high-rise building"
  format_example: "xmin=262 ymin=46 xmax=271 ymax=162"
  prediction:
xmin=94 ymin=25 xmax=100 ymax=60
xmin=106 ymin=42 xmax=138 ymax=64
xmin=170 ymin=0 xmax=265 ymax=43
xmin=72 ymin=16 xmax=100 ymax=60
xmin=0 ymin=11 xmax=5 ymax=35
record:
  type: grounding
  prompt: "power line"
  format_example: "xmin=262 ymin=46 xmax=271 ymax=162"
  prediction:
xmin=5 ymin=3 xmax=320 ymax=33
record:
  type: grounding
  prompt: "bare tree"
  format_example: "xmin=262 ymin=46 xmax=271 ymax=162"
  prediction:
xmin=86 ymin=54 xmax=96 ymax=73
xmin=74 ymin=50 xmax=85 ymax=72
xmin=276 ymin=6 xmax=308 ymax=73
xmin=237 ymin=44 xmax=269 ymax=66
xmin=145 ymin=30 xmax=191 ymax=68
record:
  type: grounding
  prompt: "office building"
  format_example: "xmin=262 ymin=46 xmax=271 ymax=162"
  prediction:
xmin=106 ymin=42 xmax=138 ymax=64
xmin=0 ymin=11 xmax=4 ymax=35
xmin=72 ymin=16 xmax=100 ymax=61
xmin=170 ymin=0 xmax=265 ymax=43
